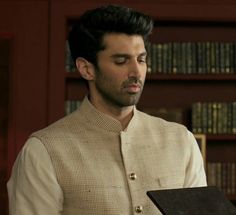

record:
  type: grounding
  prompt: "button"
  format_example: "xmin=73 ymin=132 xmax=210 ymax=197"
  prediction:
xmin=135 ymin=205 xmax=143 ymax=213
xmin=129 ymin=172 xmax=137 ymax=180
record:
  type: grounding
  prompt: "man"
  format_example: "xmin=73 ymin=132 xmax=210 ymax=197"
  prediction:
xmin=7 ymin=5 xmax=207 ymax=215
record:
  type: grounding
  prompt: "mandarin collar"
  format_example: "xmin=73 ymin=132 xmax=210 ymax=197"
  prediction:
xmin=78 ymin=96 xmax=138 ymax=133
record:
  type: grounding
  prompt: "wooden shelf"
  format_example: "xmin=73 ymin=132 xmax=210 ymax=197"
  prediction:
xmin=146 ymin=74 xmax=236 ymax=81
xmin=206 ymin=134 xmax=236 ymax=141
xmin=66 ymin=72 xmax=236 ymax=81
xmin=154 ymin=19 xmax=236 ymax=27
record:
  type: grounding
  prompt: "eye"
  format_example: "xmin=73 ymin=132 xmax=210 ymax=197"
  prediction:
xmin=138 ymin=56 xmax=147 ymax=63
xmin=114 ymin=57 xmax=127 ymax=65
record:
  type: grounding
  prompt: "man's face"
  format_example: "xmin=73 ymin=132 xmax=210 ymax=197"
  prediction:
xmin=91 ymin=33 xmax=147 ymax=108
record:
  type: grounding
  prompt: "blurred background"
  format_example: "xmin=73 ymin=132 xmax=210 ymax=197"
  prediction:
xmin=1 ymin=0 xmax=236 ymax=214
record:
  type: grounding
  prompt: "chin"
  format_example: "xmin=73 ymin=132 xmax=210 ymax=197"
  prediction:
xmin=120 ymin=96 xmax=141 ymax=107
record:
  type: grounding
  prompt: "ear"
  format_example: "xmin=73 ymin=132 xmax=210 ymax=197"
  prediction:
xmin=75 ymin=57 xmax=95 ymax=80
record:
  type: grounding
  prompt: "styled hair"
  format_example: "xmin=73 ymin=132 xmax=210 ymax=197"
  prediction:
xmin=68 ymin=5 xmax=153 ymax=66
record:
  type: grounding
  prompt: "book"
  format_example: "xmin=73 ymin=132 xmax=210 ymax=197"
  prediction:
xmin=142 ymin=107 xmax=183 ymax=124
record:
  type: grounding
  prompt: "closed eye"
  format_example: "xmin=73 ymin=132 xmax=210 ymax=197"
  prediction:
xmin=138 ymin=56 xmax=147 ymax=63
xmin=114 ymin=57 xmax=127 ymax=65
xmin=138 ymin=53 xmax=147 ymax=63
xmin=111 ymin=52 xmax=147 ymax=65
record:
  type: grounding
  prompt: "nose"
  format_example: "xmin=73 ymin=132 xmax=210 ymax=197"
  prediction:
xmin=128 ymin=60 xmax=145 ymax=79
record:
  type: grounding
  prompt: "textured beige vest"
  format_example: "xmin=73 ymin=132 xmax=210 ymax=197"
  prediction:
xmin=32 ymin=97 xmax=206 ymax=215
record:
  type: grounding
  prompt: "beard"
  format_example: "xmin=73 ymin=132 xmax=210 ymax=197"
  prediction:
xmin=94 ymin=70 xmax=144 ymax=108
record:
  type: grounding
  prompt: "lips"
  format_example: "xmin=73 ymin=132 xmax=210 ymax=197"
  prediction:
xmin=125 ymin=84 xmax=141 ymax=93
xmin=122 ymin=78 xmax=143 ymax=93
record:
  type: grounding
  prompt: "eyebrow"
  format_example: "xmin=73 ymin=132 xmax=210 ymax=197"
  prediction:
xmin=110 ymin=51 xmax=147 ymax=59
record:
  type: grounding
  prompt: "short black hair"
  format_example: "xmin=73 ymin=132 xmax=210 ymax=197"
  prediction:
xmin=68 ymin=5 xmax=153 ymax=66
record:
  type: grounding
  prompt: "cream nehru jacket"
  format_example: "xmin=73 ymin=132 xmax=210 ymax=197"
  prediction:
xmin=17 ymin=97 xmax=207 ymax=215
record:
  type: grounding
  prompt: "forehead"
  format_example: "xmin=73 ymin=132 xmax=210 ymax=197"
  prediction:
xmin=101 ymin=33 xmax=145 ymax=53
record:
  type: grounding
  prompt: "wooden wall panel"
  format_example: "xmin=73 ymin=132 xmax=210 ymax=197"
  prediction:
xmin=0 ymin=1 xmax=49 ymax=214
xmin=0 ymin=0 xmax=49 ymax=176
xmin=0 ymin=36 xmax=11 ymax=215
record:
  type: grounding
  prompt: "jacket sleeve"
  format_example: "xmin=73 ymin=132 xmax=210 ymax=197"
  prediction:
xmin=7 ymin=137 xmax=63 ymax=215
xmin=183 ymin=131 xmax=207 ymax=187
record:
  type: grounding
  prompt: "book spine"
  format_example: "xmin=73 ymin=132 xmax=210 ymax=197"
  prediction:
xmin=210 ymin=42 xmax=216 ymax=74
xmin=151 ymin=43 xmax=157 ymax=73
xmin=232 ymin=102 xmax=236 ymax=134
xmin=220 ymin=43 xmax=225 ymax=74
xmin=192 ymin=102 xmax=202 ymax=134
xmin=201 ymin=102 xmax=208 ymax=133
xmin=212 ymin=102 xmax=218 ymax=134
xmin=157 ymin=44 xmax=163 ymax=73
xmin=225 ymin=42 xmax=230 ymax=74
xmin=167 ymin=43 xmax=173 ymax=74
xmin=172 ymin=42 xmax=178 ymax=74
xmin=146 ymin=42 xmax=152 ymax=73
xmin=206 ymin=42 xmax=211 ymax=74
xmin=162 ymin=43 xmax=168 ymax=74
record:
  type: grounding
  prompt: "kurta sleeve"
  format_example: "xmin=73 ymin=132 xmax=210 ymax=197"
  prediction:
xmin=7 ymin=137 xmax=63 ymax=215
xmin=184 ymin=131 xmax=207 ymax=187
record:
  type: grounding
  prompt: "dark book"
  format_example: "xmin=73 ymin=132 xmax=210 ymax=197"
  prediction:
xmin=142 ymin=107 xmax=183 ymax=124
xmin=147 ymin=186 xmax=236 ymax=215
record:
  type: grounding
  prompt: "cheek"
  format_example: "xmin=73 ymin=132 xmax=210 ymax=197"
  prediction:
xmin=98 ymin=66 xmax=126 ymax=85
xmin=106 ymin=75 xmax=124 ymax=89
xmin=96 ymin=71 xmax=122 ymax=91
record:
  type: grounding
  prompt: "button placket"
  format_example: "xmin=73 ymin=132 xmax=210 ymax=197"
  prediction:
xmin=129 ymin=172 xmax=137 ymax=180
xmin=135 ymin=205 xmax=143 ymax=213
xmin=121 ymin=132 xmax=144 ymax=214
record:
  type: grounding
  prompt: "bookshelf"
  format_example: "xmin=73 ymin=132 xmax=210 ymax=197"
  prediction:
xmin=48 ymin=1 xmax=236 ymax=204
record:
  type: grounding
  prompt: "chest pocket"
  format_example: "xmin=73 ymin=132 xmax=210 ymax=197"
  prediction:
xmin=157 ymin=173 xmax=185 ymax=188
